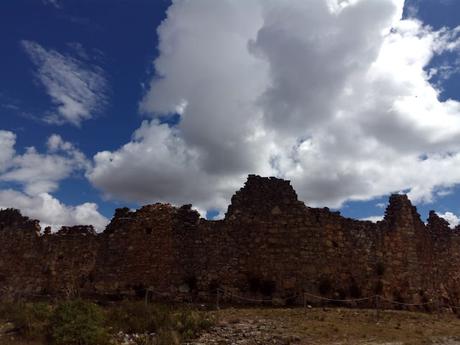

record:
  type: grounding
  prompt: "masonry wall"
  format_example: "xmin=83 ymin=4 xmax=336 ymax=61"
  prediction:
xmin=1 ymin=175 xmax=460 ymax=309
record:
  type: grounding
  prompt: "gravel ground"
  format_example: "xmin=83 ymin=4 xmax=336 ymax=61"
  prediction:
xmin=185 ymin=307 xmax=460 ymax=345
xmin=186 ymin=318 xmax=301 ymax=345
xmin=4 ymin=306 xmax=460 ymax=345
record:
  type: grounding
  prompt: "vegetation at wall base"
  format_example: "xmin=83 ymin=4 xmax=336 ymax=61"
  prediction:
xmin=0 ymin=299 xmax=214 ymax=345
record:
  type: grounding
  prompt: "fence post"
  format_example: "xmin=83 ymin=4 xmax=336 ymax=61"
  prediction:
xmin=375 ymin=295 xmax=381 ymax=322
xmin=216 ymin=289 xmax=220 ymax=310
xmin=144 ymin=287 xmax=149 ymax=306
xmin=436 ymin=294 xmax=441 ymax=318
xmin=303 ymin=292 xmax=307 ymax=314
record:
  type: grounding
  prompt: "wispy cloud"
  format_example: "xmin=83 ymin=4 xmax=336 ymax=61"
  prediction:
xmin=42 ymin=0 xmax=61 ymax=9
xmin=21 ymin=40 xmax=108 ymax=126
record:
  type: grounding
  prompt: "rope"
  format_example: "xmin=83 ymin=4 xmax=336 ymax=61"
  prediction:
xmin=146 ymin=287 xmax=171 ymax=297
xmin=303 ymin=292 xmax=373 ymax=303
xmin=218 ymin=288 xmax=298 ymax=303
xmin=378 ymin=296 xmax=433 ymax=307
xmin=13 ymin=287 xmax=460 ymax=311
xmin=215 ymin=289 xmax=444 ymax=308
xmin=448 ymin=305 xmax=460 ymax=310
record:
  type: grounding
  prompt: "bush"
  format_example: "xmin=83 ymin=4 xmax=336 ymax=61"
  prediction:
xmin=0 ymin=302 xmax=15 ymax=320
xmin=0 ymin=299 xmax=214 ymax=344
xmin=107 ymin=302 xmax=215 ymax=342
xmin=175 ymin=308 xmax=214 ymax=340
xmin=107 ymin=301 xmax=173 ymax=334
xmin=50 ymin=300 xmax=110 ymax=345
xmin=0 ymin=302 xmax=52 ymax=339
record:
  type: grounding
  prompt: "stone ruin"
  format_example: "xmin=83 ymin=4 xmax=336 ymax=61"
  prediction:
xmin=1 ymin=174 xmax=460 ymax=310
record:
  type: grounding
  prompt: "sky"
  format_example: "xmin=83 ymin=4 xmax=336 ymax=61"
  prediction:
xmin=1 ymin=0 xmax=460 ymax=231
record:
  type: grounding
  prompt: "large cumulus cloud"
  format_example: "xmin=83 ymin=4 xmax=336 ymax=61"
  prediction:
xmin=89 ymin=0 xmax=460 ymax=214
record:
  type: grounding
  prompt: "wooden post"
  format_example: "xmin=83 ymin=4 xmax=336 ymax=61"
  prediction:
xmin=216 ymin=289 xmax=220 ymax=310
xmin=375 ymin=295 xmax=380 ymax=322
xmin=303 ymin=293 xmax=307 ymax=314
xmin=144 ymin=287 xmax=150 ymax=306
xmin=436 ymin=294 xmax=441 ymax=318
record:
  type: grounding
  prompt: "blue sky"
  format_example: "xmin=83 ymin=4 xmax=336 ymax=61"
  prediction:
xmin=0 ymin=0 xmax=460 ymax=230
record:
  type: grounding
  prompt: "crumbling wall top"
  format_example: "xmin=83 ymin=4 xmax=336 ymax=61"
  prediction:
xmin=0 ymin=208 xmax=40 ymax=233
xmin=383 ymin=194 xmax=422 ymax=228
xmin=56 ymin=225 xmax=97 ymax=236
xmin=225 ymin=175 xmax=305 ymax=218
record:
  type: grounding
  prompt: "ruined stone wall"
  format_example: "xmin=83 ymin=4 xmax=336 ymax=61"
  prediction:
xmin=0 ymin=211 xmax=98 ymax=298
xmin=1 ymin=175 xmax=460 ymax=309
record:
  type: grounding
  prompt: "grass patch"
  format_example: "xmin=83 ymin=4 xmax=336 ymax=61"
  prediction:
xmin=0 ymin=302 xmax=51 ymax=339
xmin=0 ymin=300 xmax=215 ymax=344
xmin=212 ymin=307 xmax=460 ymax=344
xmin=49 ymin=300 xmax=110 ymax=345
xmin=107 ymin=301 xmax=215 ymax=343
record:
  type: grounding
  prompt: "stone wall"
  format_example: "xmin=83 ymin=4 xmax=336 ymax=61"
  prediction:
xmin=1 ymin=175 xmax=460 ymax=309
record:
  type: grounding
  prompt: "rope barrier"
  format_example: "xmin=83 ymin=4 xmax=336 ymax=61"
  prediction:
xmin=217 ymin=288 xmax=298 ymax=303
xmin=449 ymin=305 xmax=460 ymax=310
xmin=302 ymin=292 xmax=373 ymax=303
xmin=378 ymin=296 xmax=433 ymax=307
xmin=212 ymin=289 xmax=450 ymax=309
xmin=12 ymin=287 xmax=460 ymax=311
xmin=146 ymin=287 xmax=168 ymax=296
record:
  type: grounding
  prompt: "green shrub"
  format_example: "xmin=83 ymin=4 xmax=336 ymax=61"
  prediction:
xmin=107 ymin=301 xmax=172 ymax=334
xmin=2 ymin=302 xmax=52 ymax=339
xmin=174 ymin=308 xmax=215 ymax=340
xmin=0 ymin=302 xmax=15 ymax=320
xmin=107 ymin=302 xmax=214 ymax=342
xmin=50 ymin=300 xmax=110 ymax=345
xmin=1 ymin=300 xmax=214 ymax=344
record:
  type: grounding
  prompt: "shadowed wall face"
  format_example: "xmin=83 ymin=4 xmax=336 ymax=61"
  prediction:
xmin=0 ymin=175 xmax=459 ymax=308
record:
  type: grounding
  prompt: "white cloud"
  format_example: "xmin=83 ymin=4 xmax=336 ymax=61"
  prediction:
xmin=90 ymin=0 xmax=460 ymax=215
xmin=437 ymin=211 xmax=460 ymax=228
xmin=0 ymin=130 xmax=16 ymax=173
xmin=21 ymin=41 xmax=107 ymax=126
xmin=42 ymin=0 xmax=61 ymax=8
xmin=361 ymin=215 xmax=384 ymax=223
xmin=0 ymin=190 xmax=108 ymax=231
xmin=88 ymin=120 xmax=240 ymax=212
xmin=1 ymin=134 xmax=88 ymax=195
xmin=0 ymin=130 xmax=108 ymax=231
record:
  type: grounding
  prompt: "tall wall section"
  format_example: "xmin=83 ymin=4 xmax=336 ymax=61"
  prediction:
xmin=1 ymin=175 xmax=460 ymax=308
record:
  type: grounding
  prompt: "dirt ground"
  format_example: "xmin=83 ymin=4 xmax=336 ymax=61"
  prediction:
xmin=3 ymin=307 xmax=460 ymax=344
xmin=189 ymin=307 xmax=460 ymax=345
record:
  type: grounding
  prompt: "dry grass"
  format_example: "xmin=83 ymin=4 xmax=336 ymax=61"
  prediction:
xmin=3 ymin=306 xmax=460 ymax=344
xmin=212 ymin=307 xmax=460 ymax=345
xmin=0 ymin=338 xmax=42 ymax=345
